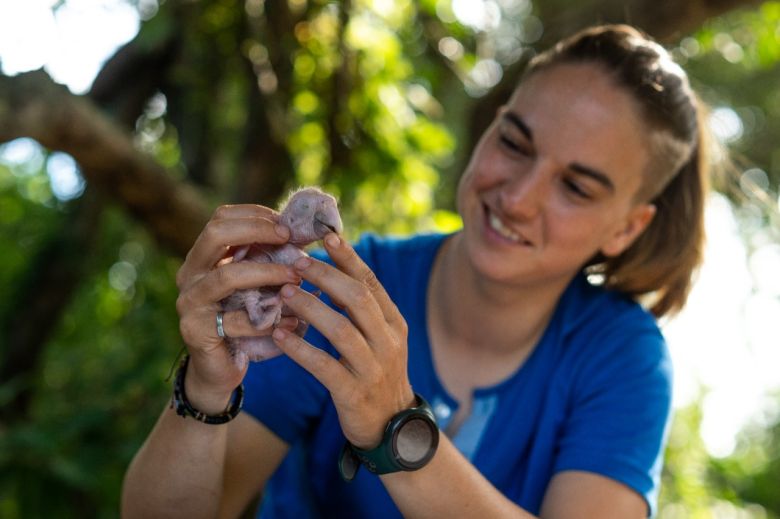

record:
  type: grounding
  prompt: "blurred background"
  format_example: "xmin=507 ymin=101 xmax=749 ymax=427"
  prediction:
xmin=0 ymin=0 xmax=778 ymax=517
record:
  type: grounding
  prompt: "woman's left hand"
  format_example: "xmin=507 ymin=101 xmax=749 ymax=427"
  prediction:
xmin=271 ymin=233 xmax=415 ymax=450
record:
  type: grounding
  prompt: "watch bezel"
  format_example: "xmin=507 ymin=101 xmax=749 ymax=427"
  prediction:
xmin=389 ymin=407 xmax=439 ymax=470
xmin=339 ymin=393 xmax=440 ymax=481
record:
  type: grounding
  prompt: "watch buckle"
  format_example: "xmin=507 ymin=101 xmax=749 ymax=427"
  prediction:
xmin=338 ymin=441 xmax=360 ymax=482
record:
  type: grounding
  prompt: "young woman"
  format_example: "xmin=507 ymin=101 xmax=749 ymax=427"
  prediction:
xmin=122 ymin=24 xmax=708 ymax=518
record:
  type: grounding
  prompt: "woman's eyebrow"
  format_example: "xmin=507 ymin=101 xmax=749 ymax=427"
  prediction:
xmin=569 ymin=163 xmax=615 ymax=192
xmin=502 ymin=109 xmax=615 ymax=192
xmin=502 ymin=111 xmax=533 ymax=142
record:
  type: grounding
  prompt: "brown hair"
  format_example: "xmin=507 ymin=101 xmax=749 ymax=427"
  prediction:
xmin=526 ymin=25 xmax=709 ymax=318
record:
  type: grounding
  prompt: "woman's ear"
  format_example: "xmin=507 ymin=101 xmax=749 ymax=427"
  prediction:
xmin=600 ymin=203 xmax=656 ymax=257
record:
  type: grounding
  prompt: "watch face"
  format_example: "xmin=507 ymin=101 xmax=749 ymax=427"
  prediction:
xmin=394 ymin=416 xmax=437 ymax=466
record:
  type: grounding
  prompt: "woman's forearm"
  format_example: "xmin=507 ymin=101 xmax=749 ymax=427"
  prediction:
xmin=121 ymin=401 xmax=230 ymax=519
xmin=382 ymin=435 xmax=536 ymax=519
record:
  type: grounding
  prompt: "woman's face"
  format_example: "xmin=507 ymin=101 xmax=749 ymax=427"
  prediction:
xmin=456 ymin=62 xmax=656 ymax=288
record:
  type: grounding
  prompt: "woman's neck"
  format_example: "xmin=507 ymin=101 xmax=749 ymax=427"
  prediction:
xmin=429 ymin=233 xmax=568 ymax=356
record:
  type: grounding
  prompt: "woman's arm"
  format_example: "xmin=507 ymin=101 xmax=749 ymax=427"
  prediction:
xmin=219 ymin=414 xmax=289 ymax=519
xmin=121 ymin=204 xmax=300 ymax=518
xmin=121 ymin=399 xmax=232 ymax=519
xmin=121 ymin=401 xmax=289 ymax=518
xmin=383 ymin=438 xmax=646 ymax=518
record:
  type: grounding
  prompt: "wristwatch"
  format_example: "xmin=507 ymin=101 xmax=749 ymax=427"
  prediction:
xmin=338 ymin=393 xmax=439 ymax=482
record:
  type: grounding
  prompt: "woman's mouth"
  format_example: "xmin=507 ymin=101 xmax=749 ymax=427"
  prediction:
xmin=484 ymin=205 xmax=531 ymax=245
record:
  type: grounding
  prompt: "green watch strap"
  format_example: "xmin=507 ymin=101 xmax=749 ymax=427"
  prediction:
xmin=338 ymin=393 xmax=439 ymax=482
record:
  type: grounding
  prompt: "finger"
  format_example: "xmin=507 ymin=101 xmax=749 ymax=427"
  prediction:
xmin=271 ymin=327 xmax=352 ymax=392
xmin=278 ymin=284 xmax=375 ymax=371
xmin=192 ymin=216 xmax=289 ymax=271
xmin=177 ymin=216 xmax=291 ymax=289
xmin=211 ymin=204 xmax=279 ymax=221
xmin=177 ymin=312 xmax=249 ymax=395
xmin=291 ymin=256 xmax=392 ymax=348
xmin=182 ymin=262 xmax=301 ymax=307
xmin=220 ymin=312 xmax=299 ymax=338
xmin=180 ymin=308 xmax=298 ymax=353
xmin=321 ymin=234 xmax=405 ymax=331
xmin=213 ymin=205 xmax=278 ymax=264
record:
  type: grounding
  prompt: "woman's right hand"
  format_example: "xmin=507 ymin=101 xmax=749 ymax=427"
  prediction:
xmin=174 ymin=204 xmax=303 ymax=413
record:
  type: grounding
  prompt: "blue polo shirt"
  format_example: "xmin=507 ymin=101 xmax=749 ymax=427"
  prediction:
xmin=242 ymin=232 xmax=673 ymax=518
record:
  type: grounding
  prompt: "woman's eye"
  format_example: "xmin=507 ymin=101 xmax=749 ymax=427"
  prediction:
xmin=499 ymin=134 xmax=530 ymax=155
xmin=563 ymin=178 xmax=591 ymax=199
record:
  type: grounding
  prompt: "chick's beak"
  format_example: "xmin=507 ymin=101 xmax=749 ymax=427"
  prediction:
xmin=314 ymin=209 xmax=343 ymax=235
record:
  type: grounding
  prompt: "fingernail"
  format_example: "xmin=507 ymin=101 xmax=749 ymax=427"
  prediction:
xmin=275 ymin=224 xmax=290 ymax=238
xmin=272 ymin=328 xmax=287 ymax=340
xmin=325 ymin=234 xmax=340 ymax=248
xmin=281 ymin=285 xmax=296 ymax=298
xmin=294 ymin=257 xmax=311 ymax=270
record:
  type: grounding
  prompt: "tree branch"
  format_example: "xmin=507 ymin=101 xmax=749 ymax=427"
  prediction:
xmin=0 ymin=70 xmax=211 ymax=257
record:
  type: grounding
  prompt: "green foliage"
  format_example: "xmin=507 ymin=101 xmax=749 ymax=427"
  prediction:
xmin=0 ymin=148 xmax=59 ymax=322
xmin=660 ymin=401 xmax=714 ymax=515
xmin=3 ymin=0 xmax=780 ymax=517
xmin=708 ymin=393 xmax=780 ymax=517
xmin=284 ymin=1 xmax=460 ymax=238
xmin=676 ymin=2 xmax=780 ymax=241
xmin=0 ymin=141 xmax=180 ymax=517
xmin=0 ymin=193 xmax=181 ymax=517
xmin=659 ymin=394 xmax=780 ymax=518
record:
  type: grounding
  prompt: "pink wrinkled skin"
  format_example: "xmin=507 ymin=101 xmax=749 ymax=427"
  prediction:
xmin=221 ymin=187 xmax=343 ymax=363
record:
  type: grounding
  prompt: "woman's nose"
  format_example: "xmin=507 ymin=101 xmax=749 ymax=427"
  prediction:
xmin=499 ymin=161 xmax=552 ymax=220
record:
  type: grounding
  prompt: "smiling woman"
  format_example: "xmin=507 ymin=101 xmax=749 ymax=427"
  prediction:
xmin=122 ymin=24 xmax=710 ymax=519
xmin=1 ymin=2 xmax=777 ymax=517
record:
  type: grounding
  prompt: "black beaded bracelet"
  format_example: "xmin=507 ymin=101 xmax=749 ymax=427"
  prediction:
xmin=171 ymin=355 xmax=244 ymax=425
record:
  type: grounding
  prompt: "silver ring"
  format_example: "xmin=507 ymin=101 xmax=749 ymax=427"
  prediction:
xmin=216 ymin=311 xmax=227 ymax=338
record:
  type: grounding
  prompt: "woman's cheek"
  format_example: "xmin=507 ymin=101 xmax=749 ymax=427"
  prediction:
xmin=455 ymin=168 xmax=475 ymax=215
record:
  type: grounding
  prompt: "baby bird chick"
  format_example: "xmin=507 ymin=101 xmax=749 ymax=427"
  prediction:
xmin=221 ymin=187 xmax=343 ymax=363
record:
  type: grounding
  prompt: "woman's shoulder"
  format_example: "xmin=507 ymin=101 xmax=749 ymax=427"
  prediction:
xmin=555 ymin=274 xmax=668 ymax=366
xmin=562 ymin=273 xmax=661 ymax=333
xmin=547 ymin=275 xmax=673 ymax=419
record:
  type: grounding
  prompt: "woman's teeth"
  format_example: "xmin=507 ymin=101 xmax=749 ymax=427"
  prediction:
xmin=488 ymin=210 xmax=522 ymax=243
